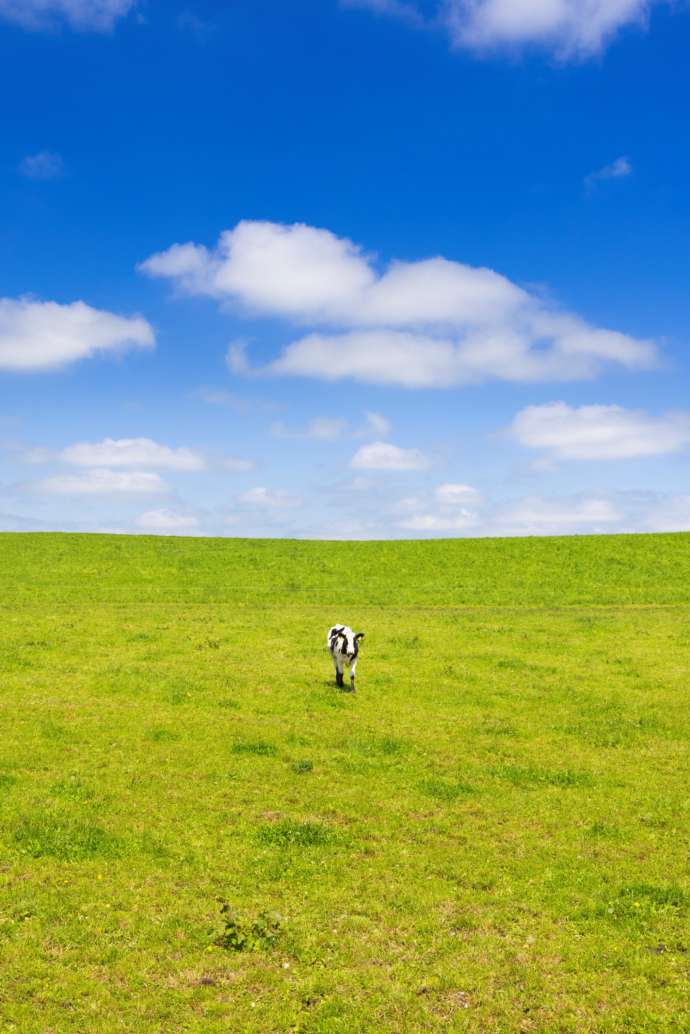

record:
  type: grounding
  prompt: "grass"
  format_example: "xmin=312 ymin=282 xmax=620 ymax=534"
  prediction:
xmin=0 ymin=531 xmax=688 ymax=1032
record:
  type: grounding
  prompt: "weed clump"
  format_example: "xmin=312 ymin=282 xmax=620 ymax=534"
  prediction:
xmin=257 ymin=820 xmax=335 ymax=847
xmin=215 ymin=901 xmax=283 ymax=951
xmin=598 ymin=884 xmax=688 ymax=924
xmin=146 ymin=727 xmax=180 ymax=742
xmin=232 ymin=740 xmax=278 ymax=756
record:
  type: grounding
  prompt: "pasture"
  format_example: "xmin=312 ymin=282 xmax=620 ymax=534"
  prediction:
xmin=0 ymin=532 xmax=688 ymax=1032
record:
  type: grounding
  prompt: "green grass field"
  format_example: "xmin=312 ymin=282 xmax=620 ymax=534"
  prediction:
xmin=0 ymin=532 xmax=688 ymax=1033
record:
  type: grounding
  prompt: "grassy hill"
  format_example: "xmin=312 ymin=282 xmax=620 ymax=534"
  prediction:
xmin=0 ymin=532 xmax=688 ymax=1032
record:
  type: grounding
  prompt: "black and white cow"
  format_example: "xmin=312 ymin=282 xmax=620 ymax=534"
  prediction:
xmin=327 ymin=624 xmax=364 ymax=691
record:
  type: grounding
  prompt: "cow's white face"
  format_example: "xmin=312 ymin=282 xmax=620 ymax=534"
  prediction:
xmin=342 ymin=630 xmax=356 ymax=657
xmin=341 ymin=629 xmax=364 ymax=662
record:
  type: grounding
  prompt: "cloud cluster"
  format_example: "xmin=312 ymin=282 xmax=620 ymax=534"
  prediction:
xmin=141 ymin=220 xmax=656 ymax=389
xmin=11 ymin=436 xmax=256 ymax=503
xmin=397 ymin=482 xmax=482 ymax=531
xmin=344 ymin=0 xmax=660 ymax=60
xmin=510 ymin=402 xmax=690 ymax=460
xmin=395 ymin=483 xmax=621 ymax=537
xmin=60 ymin=437 xmax=206 ymax=471
xmin=0 ymin=298 xmax=154 ymax=371
xmin=0 ymin=0 xmax=136 ymax=32
xmin=351 ymin=441 xmax=431 ymax=470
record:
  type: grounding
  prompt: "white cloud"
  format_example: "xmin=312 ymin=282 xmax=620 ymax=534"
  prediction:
xmin=351 ymin=441 xmax=431 ymax=470
xmin=18 ymin=151 xmax=64 ymax=180
xmin=0 ymin=0 xmax=136 ymax=31
xmin=140 ymin=220 xmax=656 ymax=389
xmin=238 ymin=487 xmax=302 ymax=508
xmin=345 ymin=0 xmax=661 ymax=60
xmin=0 ymin=297 xmax=154 ymax=372
xmin=141 ymin=222 xmax=377 ymax=321
xmin=585 ymin=155 xmax=632 ymax=191
xmin=436 ymin=482 xmax=481 ymax=504
xmin=141 ymin=221 xmax=526 ymax=327
xmin=134 ymin=509 xmax=199 ymax=531
xmin=444 ymin=0 xmax=655 ymax=59
xmin=38 ymin=469 xmax=168 ymax=495
xmin=60 ymin=436 xmax=205 ymax=470
xmin=510 ymin=402 xmax=690 ymax=460
xmin=401 ymin=511 xmax=479 ymax=531
xmin=268 ymin=321 xmax=653 ymax=388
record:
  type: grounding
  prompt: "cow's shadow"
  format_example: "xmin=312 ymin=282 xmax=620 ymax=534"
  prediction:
xmin=323 ymin=679 xmax=355 ymax=693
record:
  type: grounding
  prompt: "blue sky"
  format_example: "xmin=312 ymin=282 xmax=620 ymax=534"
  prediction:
xmin=1 ymin=0 xmax=690 ymax=538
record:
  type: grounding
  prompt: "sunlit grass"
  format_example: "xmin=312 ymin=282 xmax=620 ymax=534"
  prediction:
xmin=0 ymin=532 xmax=688 ymax=1032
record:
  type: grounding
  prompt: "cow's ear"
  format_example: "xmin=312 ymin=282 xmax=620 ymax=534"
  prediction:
xmin=355 ymin=632 xmax=365 ymax=640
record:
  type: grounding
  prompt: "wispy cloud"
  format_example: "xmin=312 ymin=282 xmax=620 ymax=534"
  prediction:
xmin=585 ymin=155 xmax=632 ymax=192
xmin=342 ymin=0 xmax=661 ymax=61
xmin=0 ymin=0 xmax=137 ymax=32
xmin=271 ymin=411 xmax=392 ymax=441
xmin=37 ymin=469 xmax=168 ymax=495
xmin=195 ymin=386 xmax=280 ymax=416
xmin=238 ymin=487 xmax=302 ymax=509
xmin=18 ymin=151 xmax=64 ymax=180
xmin=177 ymin=10 xmax=213 ymax=38
xmin=134 ymin=509 xmax=200 ymax=532
xmin=140 ymin=220 xmax=656 ymax=389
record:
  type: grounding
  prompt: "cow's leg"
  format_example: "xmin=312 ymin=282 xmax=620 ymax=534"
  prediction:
xmin=334 ymin=654 xmax=344 ymax=688
xmin=349 ymin=657 xmax=357 ymax=692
